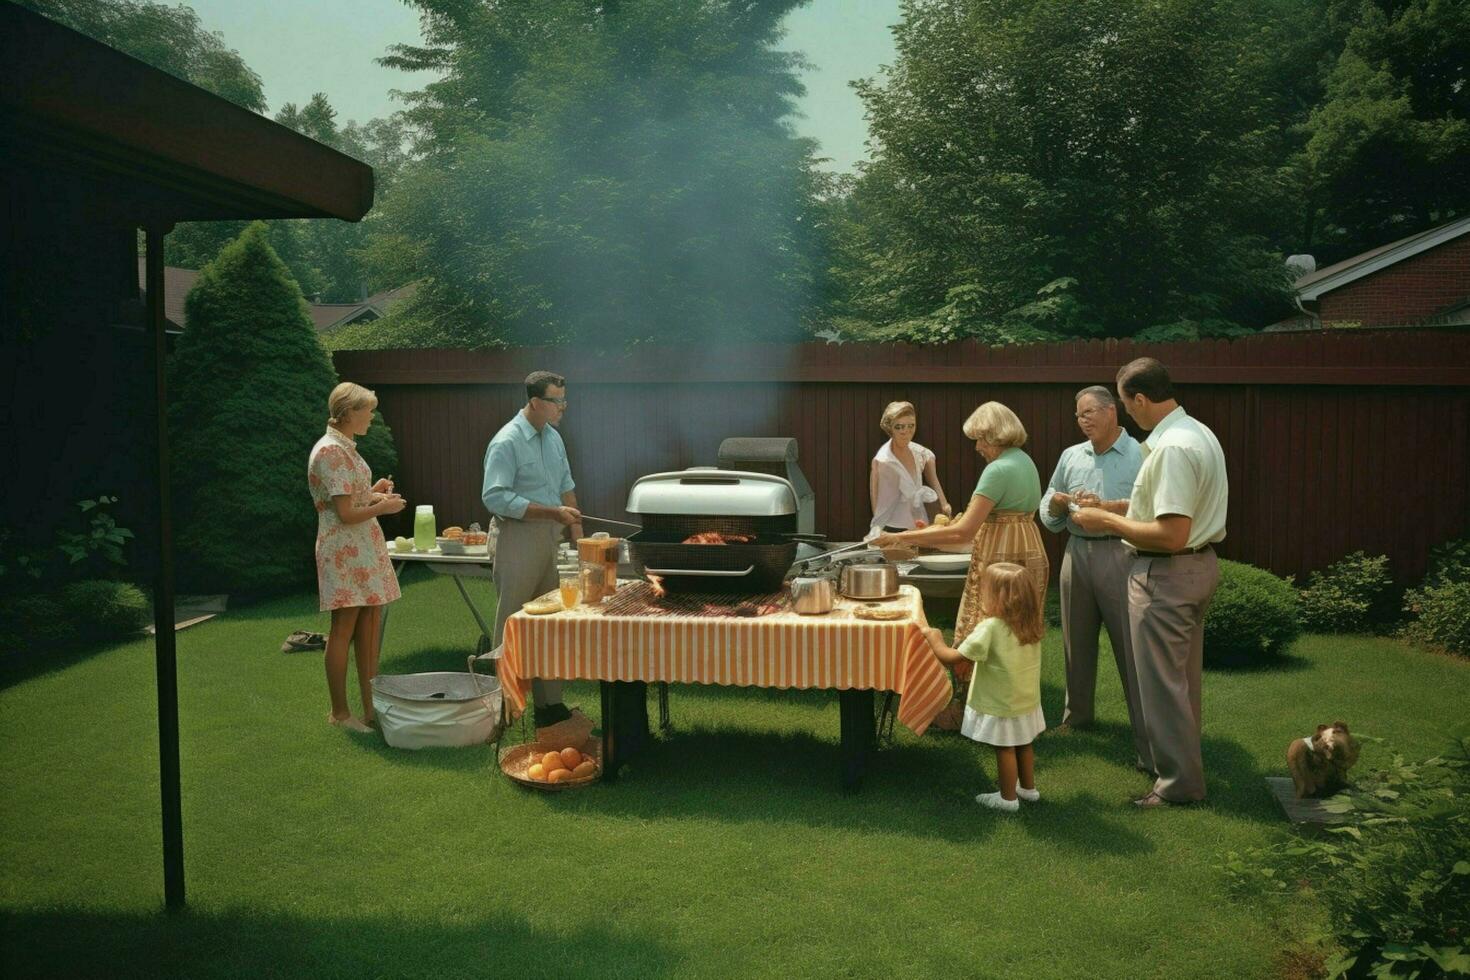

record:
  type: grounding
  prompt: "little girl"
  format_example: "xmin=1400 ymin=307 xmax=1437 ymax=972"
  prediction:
xmin=922 ymin=562 xmax=1046 ymax=812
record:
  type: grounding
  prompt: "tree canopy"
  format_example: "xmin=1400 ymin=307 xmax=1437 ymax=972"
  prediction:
xmin=354 ymin=0 xmax=830 ymax=349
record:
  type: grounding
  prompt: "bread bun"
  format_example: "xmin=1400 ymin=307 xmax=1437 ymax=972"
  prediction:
xmin=522 ymin=597 xmax=563 ymax=615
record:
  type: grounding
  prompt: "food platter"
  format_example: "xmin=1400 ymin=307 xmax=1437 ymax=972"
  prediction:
xmin=911 ymin=553 xmax=970 ymax=572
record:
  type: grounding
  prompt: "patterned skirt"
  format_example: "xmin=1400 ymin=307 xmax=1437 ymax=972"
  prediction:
xmin=952 ymin=512 xmax=1049 ymax=683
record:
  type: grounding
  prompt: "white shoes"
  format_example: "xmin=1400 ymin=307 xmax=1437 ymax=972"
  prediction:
xmin=976 ymin=787 xmax=1039 ymax=812
xmin=976 ymin=792 xmax=1020 ymax=812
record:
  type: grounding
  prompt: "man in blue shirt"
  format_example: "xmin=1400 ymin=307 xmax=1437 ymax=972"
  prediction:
xmin=1040 ymin=385 xmax=1149 ymax=773
xmin=484 ymin=370 xmax=582 ymax=727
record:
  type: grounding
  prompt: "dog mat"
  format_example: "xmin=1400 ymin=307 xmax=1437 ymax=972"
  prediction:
xmin=1265 ymin=776 xmax=1350 ymax=824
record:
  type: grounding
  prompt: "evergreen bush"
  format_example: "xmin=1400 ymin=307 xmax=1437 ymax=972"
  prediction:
xmin=60 ymin=580 xmax=152 ymax=643
xmin=168 ymin=223 xmax=338 ymax=595
xmin=1204 ymin=559 xmax=1300 ymax=665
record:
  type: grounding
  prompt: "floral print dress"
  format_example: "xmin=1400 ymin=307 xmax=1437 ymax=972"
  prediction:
xmin=308 ymin=427 xmax=400 ymax=612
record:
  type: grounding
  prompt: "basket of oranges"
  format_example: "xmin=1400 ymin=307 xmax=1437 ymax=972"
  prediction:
xmin=500 ymin=740 xmax=600 ymax=790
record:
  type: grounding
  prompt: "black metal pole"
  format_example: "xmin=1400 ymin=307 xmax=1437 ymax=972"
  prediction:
xmin=146 ymin=222 xmax=185 ymax=909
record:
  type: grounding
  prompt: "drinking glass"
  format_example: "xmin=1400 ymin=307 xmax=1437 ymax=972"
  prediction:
xmin=559 ymin=573 xmax=581 ymax=610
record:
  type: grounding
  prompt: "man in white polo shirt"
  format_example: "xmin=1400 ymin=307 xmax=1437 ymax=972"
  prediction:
xmin=1072 ymin=358 xmax=1227 ymax=807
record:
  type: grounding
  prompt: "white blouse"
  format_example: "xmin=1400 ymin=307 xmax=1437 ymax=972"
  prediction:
xmin=871 ymin=439 xmax=938 ymax=531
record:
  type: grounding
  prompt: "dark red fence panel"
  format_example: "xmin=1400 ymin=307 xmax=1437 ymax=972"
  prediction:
xmin=336 ymin=329 xmax=1470 ymax=582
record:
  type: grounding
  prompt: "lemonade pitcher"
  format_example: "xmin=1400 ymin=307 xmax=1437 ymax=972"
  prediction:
xmin=413 ymin=504 xmax=436 ymax=551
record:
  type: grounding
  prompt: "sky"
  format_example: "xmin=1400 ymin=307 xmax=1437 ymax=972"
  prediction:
xmin=184 ymin=0 xmax=903 ymax=173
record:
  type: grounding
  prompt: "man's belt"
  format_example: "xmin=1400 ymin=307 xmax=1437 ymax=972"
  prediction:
xmin=1073 ymin=534 xmax=1123 ymax=542
xmin=1130 ymin=544 xmax=1214 ymax=559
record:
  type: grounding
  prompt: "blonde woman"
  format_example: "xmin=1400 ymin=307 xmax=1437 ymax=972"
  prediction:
xmin=307 ymin=382 xmax=405 ymax=732
xmin=869 ymin=401 xmax=951 ymax=533
xmin=874 ymin=402 xmax=1048 ymax=728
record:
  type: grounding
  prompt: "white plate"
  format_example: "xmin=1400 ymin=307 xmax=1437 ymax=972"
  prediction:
xmin=912 ymin=553 xmax=970 ymax=572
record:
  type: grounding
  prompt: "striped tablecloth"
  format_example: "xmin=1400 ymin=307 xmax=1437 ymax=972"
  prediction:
xmin=499 ymin=584 xmax=951 ymax=736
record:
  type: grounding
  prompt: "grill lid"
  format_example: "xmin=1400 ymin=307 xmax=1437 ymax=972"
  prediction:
xmin=625 ymin=468 xmax=798 ymax=517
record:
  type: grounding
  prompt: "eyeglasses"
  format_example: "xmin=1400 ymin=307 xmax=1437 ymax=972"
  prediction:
xmin=891 ymin=422 xmax=916 ymax=431
xmin=537 ymin=395 xmax=568 ymax=407
xmin=1075 ymin=407 xmax=1107 ymax=422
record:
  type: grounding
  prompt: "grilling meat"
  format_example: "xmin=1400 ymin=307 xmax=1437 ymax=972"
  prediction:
xmin=680 ymin=531 xmax=755 ymax=545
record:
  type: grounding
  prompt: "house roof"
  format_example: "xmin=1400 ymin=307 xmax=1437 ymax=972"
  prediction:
xmin=1295 ymin=215 xmax=1470 ymax=302
xmin=1 ymin=3 xmax=373 ymax=224
xmin=310 ymin=282 xmax=418 ymax=332
xmin=135 ymin=259 xmax=199 ymax=332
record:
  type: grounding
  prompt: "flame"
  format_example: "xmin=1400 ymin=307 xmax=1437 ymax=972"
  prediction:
xmin=646 ymin=573 xmax=666 ymax=598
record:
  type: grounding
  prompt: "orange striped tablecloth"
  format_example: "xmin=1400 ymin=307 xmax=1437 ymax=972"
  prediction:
xmin=499 ymin=585 xmax=951 ymax=736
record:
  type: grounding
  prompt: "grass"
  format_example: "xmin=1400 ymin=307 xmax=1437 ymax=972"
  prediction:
xmin=3 ymin=566 xmax=1468 ymax=979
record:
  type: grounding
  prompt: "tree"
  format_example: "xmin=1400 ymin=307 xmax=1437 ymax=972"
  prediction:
xmin=832 ymin=0 xmax=1297 ymax=341
xmin=358 ymin=0 xmax=828 ymax=349
xmin=17 ymin=0 xmax=266 ymax=111
xmin=168 ymin=224 xmax=339 ymax=595
xmin=1298 ymin=0 xmax=1470 ymax=262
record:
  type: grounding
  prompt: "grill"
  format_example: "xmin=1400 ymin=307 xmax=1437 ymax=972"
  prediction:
xmin=603 ymin=582 xmax=789 ymax=617
xmin=624 ymin=468 xmax=814 ymax=593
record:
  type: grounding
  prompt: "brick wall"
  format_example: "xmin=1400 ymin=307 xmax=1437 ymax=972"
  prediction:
xmin=1319 ymin=233 xmax=1470 ymax=326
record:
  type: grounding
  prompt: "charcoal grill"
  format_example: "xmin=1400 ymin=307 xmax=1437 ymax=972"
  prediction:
xmin=624 ymin=468 xmax=821 ymax=592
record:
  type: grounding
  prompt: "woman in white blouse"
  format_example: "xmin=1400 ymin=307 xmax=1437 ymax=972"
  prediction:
xmin=869 ymin=401 xmax=952 ymax=533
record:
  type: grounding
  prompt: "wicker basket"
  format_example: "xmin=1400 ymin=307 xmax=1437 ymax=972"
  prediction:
xmin=499 ymin=738 xmax=601 ymax=791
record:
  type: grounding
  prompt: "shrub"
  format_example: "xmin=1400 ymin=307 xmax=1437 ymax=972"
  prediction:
xmin=1297 ymin=551 xmax=1396 ymax=633
xmin=1203 ymin=559 xmax=1300 ymax=665
xmin=1220 ymin=731 xmax=1470 ymax=979
xmin=1402 ymin=580 xmax=1470 ymax=657
xmin=168 ymin=223 xmax=339 ymax=595
xmin=1424 ymin=536 xmax=1470 ymax=588
xmin=0 ymin=594 xmax=79 ymax=653
xmin=60 ymin=580 xmax=152 ymax=643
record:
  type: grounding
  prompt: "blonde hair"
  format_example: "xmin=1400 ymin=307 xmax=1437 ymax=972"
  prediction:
xmin=327 ymin=382 xmax=377 ymax=426
xmin=962 ymin=401 xmax=1026 ymax=448
xmin=879 ymin=401 xmax=916 ymax=434
xmin=979 ymin=563 xmax=1044 ymax=646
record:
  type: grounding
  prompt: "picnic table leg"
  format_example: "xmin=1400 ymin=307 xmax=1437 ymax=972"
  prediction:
xmin=839 ymin=688 xmax=875 ymax=792
xmin=600 ymin=680 xmax=653 ymax=781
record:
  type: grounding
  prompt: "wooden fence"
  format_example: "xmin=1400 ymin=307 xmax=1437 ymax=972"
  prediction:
xmin=333 ymin=329 xmax=1470 ymax=583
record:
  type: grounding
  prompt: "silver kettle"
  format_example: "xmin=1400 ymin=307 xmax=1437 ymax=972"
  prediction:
xmin=789 ymin=576 xmax=835 ymax=615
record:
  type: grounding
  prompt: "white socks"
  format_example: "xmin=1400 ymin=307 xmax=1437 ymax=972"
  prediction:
xmin=976 ymin=792 xmax=1020 ymax=812
xmin=976 ymin=787 xmax=1039 ymax=812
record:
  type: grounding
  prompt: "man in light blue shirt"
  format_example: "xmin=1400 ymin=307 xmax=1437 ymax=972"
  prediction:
xmin=484 ymin=370 xmax=582 ymax=727
xmin=1040 ymin=385 xmax=1149 ymax=772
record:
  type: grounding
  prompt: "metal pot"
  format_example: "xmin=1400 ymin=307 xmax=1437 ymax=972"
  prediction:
xmin=789 ymin=576 xmax=835 ymax=615
xmin=839 ymin=561 xmax=899 ymax=600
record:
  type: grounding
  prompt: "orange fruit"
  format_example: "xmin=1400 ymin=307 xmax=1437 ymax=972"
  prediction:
xmin=559 ymin=747 xmax=582 ymax=769
xmin=542 ymin=751 xmax=567 ymax=772
xmin=528 ymin=763 xmax=546 ymax=782
xmin=547 ymin=768 xmax=570 ymax=784
xmin=572 ymin=760 xmax=597 ymax=780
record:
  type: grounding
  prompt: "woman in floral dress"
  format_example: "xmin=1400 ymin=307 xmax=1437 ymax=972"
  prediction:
xmin=308 ymin=382 xmax=405 ymax=731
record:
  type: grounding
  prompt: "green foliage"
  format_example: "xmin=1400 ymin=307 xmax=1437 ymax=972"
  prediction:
xmin=1299 ymin=551 xmax=1397 ymax=634
xmin=1219 ymin=731 xmax=1470 ymax=979
xmin=1299 ymin=0 xmax=1470 ymax=263
xmin=16 ymin=0 xmax=266 ymax=111
xmin=55 ymin=496 xmax=135 ymax=573
xmin=1402 ymin=581 xmax=1470 ymax=658
xmin=1423 ymin=536 xmax=1470 ymax=589
xmin=0 ymin=498 xmax=137 ymax=597
xmin=59 ymin=580 xmax=151 ymax=643
xmin=832 ymin=0 xmax=1296 ymax=341
xmin=1204 ymin=559 xmax=1301 ymax=665
xmin=168 ymin=224 xmax=339 ymax=595
xmin=354 ymin=411 xmax=398 ymax=486
xmin=0 ymin=594 xmax=78 ymax=653
xmin=360 ymin=0 xmax=826 ymax=348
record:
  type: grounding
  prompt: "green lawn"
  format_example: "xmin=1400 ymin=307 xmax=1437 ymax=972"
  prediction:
xmin=3 ymin=567 xmax=1468 ymax=979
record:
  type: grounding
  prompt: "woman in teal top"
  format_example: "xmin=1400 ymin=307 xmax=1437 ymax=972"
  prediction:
xmin=874 ymin=401 xmax=1050 ymax=727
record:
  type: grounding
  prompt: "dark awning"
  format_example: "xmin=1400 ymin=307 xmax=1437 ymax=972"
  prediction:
xmin=0 ymin=3 xmax=374 ymax=225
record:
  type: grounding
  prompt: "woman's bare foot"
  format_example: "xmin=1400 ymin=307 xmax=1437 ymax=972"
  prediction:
xmin=328 ymin=712 xmax=372 ymax=733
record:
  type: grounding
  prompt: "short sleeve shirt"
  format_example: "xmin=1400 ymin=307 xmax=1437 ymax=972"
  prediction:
xmin=957 ymin=617 xmax=1042 ymax=717
xmin=974 ymin=447 xmax=1042 ymax=512
xmin=1125 ymin=407 xmax=1228 ymax=550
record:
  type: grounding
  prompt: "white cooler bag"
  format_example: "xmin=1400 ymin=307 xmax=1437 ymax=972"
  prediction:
xmin=371 ymin=669 xmax=503 ymax=750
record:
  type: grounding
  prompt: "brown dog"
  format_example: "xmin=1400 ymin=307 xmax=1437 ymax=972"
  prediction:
xmin=1286 ymin=721 xmax=1360 ymax=798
